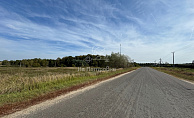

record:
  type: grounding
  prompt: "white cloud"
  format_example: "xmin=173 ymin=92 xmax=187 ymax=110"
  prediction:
xmin=0 ymin=0 xmax=194 ymax=63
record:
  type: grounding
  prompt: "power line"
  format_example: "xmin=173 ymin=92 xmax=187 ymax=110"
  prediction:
xmin=174 ymin=40 xmax=194 ymax=52
xmin=161 ymin=53 xmax=171 ymax=60
xmin=174 ymin=43 xmax=193 ymax=52
xmin=175 ymin=52 xmax=194 ymax=63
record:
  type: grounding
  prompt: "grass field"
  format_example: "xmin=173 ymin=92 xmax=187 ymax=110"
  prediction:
xmin=153 ymin=67 xmax=194 ymax=82
xmin=0 ymin=67 xmax=138 ymax=107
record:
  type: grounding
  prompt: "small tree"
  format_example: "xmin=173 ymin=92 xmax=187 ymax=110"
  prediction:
xmin=41 ymin=59 xmax=48 ymax=67
xmin=2 ymin=60 xmax=10 ymax=66
xmin=32 ymin=63 xmax=41 ymax=67
xmin=56 ymin=57 xmax=61 ymax=67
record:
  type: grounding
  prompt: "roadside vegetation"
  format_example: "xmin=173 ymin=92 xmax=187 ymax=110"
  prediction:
xmin=0 ymin=52 xmax=139 ymax=111
xmin=1 ymin=52 xmax=135 ymax=68
xmin=0 ymin=67 xmax=138 ymax=107
xmin=153 ymin=67 xmax=194 ymax=82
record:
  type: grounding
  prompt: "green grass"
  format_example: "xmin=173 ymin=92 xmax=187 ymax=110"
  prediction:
xmin=0 ymin=67 xmax=138 ymax=106
xmin=153 ymin=67 xmax=194 ymax=82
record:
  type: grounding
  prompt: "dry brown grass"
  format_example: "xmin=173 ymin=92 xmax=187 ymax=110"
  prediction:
xmin=153 ymin=67 xmax=194 ymax=82
xmin=0 ymin=67 xmax=104 ymax=94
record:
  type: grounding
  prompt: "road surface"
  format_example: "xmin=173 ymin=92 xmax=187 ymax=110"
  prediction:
xmin=6 ymin=67 xmax=194 ymax=118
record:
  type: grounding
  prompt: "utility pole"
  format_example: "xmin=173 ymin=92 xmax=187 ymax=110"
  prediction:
xmin=171 ymin=52 xmax=175 ymax=67
xmin=159 ymin=58 xmax=162 ymax=67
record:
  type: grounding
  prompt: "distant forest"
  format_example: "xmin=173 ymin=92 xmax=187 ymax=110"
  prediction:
xmin=1 ymin=52 xmax=137 ymax=68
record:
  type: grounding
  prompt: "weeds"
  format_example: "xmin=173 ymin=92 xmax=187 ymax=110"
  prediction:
xmin=0 ymin=67 xmax=137 ymax=106
xmin=153 ymin=67 xmax=194 ymax=82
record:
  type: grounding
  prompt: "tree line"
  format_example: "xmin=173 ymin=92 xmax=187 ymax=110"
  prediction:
xmin=1 ymin=52 xmax=135 ymax=68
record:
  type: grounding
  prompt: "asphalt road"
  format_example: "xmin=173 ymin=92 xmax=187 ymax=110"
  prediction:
xmin=7 ymin=67 xmax=194 ymax=118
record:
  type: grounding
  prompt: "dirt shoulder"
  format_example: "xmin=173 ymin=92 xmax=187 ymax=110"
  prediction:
xmin=153 ymin=67 xmax=194 ymax=83
xmin=0 ymin=68 xmax=138 ymax=117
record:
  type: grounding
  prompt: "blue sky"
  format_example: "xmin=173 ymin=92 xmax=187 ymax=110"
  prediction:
xmin=0 ymin=0 xmax=194 ymax=63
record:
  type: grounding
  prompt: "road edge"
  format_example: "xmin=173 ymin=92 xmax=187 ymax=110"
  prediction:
xmin=3 ymin=69 xmax=138 ymax=118
xmin=152 ymin=68 xmax=194 ymax=85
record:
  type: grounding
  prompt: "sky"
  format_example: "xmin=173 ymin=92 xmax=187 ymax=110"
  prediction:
xmin=0 ymin=0 xmax=194 ymax=63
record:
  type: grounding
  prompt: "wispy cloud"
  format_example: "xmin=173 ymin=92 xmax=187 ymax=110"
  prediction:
xmin=0 ymin=0 xmax=194 ymax=63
